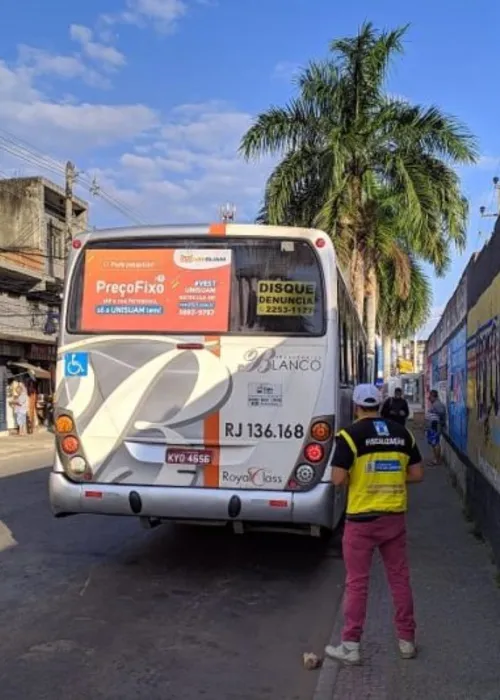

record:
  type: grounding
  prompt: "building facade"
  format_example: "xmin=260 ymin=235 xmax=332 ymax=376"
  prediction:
xmin=425 ymin=219 xmax=500 ymax=566
xmin=0 ymin=176 xmax=88 ymax=432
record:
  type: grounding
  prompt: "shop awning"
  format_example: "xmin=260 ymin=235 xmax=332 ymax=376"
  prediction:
xmin=7 ymin=361 xmax=52 ymax=380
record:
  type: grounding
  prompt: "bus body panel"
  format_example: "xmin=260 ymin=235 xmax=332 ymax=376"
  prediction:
xmin=50 ymin=223 xmax=364 ymax=533
xmin=54 ymin=334 xmax=332 ymax=490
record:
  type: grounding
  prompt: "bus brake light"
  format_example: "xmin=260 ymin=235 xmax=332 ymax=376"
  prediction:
xmin=304 ymin=443 xmax=324 ymax=463
xmin=61 ymin=436 xmax=80 ymax=455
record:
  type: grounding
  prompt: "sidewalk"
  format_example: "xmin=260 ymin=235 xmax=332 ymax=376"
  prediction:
xmin=0 ymin=431 xmax=54 ymax=461
xmin=315 ymin=428 xmax=500 ymax=700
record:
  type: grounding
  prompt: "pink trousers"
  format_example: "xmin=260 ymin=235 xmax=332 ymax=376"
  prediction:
xmin=342 ymin=514 xmax=416 ymax=643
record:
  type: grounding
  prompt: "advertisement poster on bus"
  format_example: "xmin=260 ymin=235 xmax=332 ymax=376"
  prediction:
xmin=81 ymin=248 xmax=232 ymax=333
xmin=256 ymin=280 xmax=316 ymax=316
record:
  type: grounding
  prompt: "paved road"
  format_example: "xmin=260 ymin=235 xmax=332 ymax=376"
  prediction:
xmin=0 ymin=449 xmax=343 ymax=700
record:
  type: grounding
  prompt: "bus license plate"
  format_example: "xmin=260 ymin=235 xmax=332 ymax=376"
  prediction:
xmin=166 ymin=448 xmax=212 ymax=466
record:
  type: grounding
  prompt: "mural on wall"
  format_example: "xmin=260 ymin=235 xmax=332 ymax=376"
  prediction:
xmin=431 ymin=353 xmax=439 ymax=392
xmin=438 ymin=344 xmax=448 ymax=404
xmin=467 ymin=273 xmax=500 ymax=475
xmin=447 ymin=325 xmax=467 ymax=453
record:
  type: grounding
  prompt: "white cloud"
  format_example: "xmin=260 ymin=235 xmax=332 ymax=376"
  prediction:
xmin=88 ymin=101 xmax=274 ymax=225
xmin=70 ymin=24 xmax=126 ymax=69
xmin=0 ymin=61 xmax=38 ymax=102
xmin=0 ymin=60 xmax=158 ymax=152
xmin=14 ymin=19 xmax=127 ymax=91
xmin=16 ymin=45 xmax=109 ymax=88
xmin=272 ymin=61 xmax=300 ymax=81
xmin=101 ymin=0 xmax=214 ymax=33
xmin=102 ymin=0 xmax=188 ymax=33
xmin=160 ymin=103 xmax=252 ymax=153
xmin=0 ymin=5 xmax=269 ymax=228
xmin=14 ymin=102 xmax=158 ymax=143
xmin=417 ymin=304 xmax=445 ymax=340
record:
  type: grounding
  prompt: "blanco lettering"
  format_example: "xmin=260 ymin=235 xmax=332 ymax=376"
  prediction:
xmin=239 ymin=347 xmax=322 ymax=373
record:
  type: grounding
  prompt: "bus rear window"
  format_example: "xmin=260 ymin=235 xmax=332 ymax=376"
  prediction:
xmin=68 ymin=238 xmax=325 ymax=336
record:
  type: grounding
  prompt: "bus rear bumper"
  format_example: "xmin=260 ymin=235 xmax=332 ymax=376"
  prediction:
xmin=49 ymin=472 xmax=340 ymax=531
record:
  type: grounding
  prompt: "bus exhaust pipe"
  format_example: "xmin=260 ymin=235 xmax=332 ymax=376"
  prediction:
xmin=140 ymin=517 xmax=161 ymax=530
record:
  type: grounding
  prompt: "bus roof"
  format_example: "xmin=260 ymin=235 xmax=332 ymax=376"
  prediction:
xmin=75 ymin=222 xmax=331 ymax=243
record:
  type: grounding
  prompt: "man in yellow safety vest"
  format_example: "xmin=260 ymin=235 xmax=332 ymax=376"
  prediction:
xmin=325 ymin=383 xmax=424 ymax=665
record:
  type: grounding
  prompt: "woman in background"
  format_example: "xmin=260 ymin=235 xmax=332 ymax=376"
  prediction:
xmin=13 ymin=382 xmax=28 ymax=437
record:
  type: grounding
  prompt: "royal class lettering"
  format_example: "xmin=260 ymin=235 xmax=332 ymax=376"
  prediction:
xmin=239 ymin=347 xmax=322 ymax=373
xmin=221 ymin=468 xmax=283 ymax=487
xmin=96 ymin=280 xmax=164 ymax=297
xmin=225 ymin=422 xmax=305 ymax=439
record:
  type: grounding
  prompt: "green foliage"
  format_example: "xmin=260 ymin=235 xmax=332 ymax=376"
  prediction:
xmin=239 ymin=22 xmax=478 ymax=337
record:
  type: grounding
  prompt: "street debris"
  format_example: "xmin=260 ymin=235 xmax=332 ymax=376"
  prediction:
xmin=302 ymin=652 xmax=323 ymax=670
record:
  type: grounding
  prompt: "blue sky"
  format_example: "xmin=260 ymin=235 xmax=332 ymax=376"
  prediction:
xmin=1 ymin=0 xmax=499 ymax=338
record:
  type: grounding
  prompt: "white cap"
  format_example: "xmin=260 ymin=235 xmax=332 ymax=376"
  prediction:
xmin=353 ymin=383 xmax=382 ymax=408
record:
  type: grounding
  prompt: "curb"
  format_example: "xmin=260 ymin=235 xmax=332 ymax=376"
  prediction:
xmin=312 ymin=587 xmax=344 ymax=700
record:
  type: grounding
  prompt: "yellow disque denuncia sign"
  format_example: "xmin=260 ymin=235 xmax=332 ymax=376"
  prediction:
xmin=257 ymin=281 xmax=316 ymax=316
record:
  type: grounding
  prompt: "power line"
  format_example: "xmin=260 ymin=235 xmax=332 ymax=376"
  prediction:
xmin=0 ymin=128 xmax=149 ymax=225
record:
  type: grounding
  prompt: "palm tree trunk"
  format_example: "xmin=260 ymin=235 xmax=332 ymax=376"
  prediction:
xmin=365 ymin=265 xmax=378 ymax=359
xmin=349 ymin=248 xmax=365 ymax=320
xmin=383 ymin=334 xmax=392 ymax=381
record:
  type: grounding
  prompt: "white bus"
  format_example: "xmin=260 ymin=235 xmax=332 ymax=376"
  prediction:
xmin=49 ymin=223 xmax=368 ymax=537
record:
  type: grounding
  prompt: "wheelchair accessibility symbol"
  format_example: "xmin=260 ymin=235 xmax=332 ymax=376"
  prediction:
xmin=64 ymin=352 xmax=89 ymax=377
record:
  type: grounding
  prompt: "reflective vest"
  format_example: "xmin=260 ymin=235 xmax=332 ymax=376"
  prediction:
xmin=338 ymin=428 xmax=410 ymax=516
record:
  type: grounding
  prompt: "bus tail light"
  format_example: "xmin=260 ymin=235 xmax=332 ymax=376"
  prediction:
xmin=55 ymin=415 xmax=74 ymax=434
xmin=294 ymin=464 xmax=315 ymax=485
xmin=286 ymin=414 xmax=334 ymax=491
xmin=304 ymin=443 xmax=324 ymax=463
xmin=54 ymin=409 xmax=92 ymax=481
xmin=61 ymin=436 xmax=80 ymax=455
xmin=310 ymin=421 xmax=331 ymax=441
xmin=68 ymin=456 xmax=86 ymax=476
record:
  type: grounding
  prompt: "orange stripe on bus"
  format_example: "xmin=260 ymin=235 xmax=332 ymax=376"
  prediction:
xmin=203 ymin=336 xmax=221 ymax=487
xmin=202 ymin=222 xmax=225 ymax=486
xmin=208 ymin=222 xmax=226 ymax=236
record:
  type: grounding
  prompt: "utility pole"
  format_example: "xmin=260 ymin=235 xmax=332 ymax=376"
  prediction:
xmin=65 ymin=161 xmax=76 ymax=243
xmin=479 ymin=176 xmax=499 ymax=242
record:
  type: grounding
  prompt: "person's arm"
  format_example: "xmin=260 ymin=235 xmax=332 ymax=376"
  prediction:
xmin=406 ymin=433 xmax=424 ymax=483
xmin=402 ymin=399 xmax=410 ymax=418
xmin=330 ymin=432 xmax=355 ymax=486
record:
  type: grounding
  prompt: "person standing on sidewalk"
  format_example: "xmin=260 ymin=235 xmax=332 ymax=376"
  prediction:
xmin=13 ymin=382 xmax=28 ymax=437
xmin=425 ymin=390 xmax=446 ymax=465
xmin=325 ymin=383 xmax=424 ymax=665
xmin=380 ymin=387 xmax=410 ymax=427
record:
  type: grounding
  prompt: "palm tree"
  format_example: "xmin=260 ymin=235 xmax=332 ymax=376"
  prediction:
xmin=239 ymin=22 xmax=478 ymax=358
xmin=377 ymin=256 xmax=432 ymax=379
